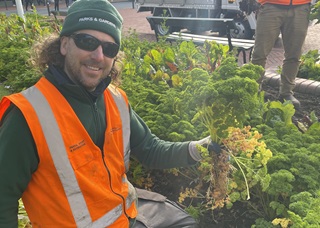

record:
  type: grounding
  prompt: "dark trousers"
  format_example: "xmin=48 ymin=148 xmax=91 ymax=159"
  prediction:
xmin=54 ymin=0 xmax=59 ymax=11
xmin=251 ymin=3 xmax=310 ymax=96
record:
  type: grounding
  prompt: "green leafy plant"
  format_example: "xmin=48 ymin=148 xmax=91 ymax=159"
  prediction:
xmin=286 ymin=191 xmax=320 ymax=227
xmin=310 ymin=0 xmax=320 ymax=23
xmin=0 ymin=12 xmax=61 ymax=92
xmin=0 ymin=83 xmax=10 ymax=99
xmin=18 ymin=199 xmax=31 ymax=228
xmin=297 ymin=50 xmax=320 ymax=81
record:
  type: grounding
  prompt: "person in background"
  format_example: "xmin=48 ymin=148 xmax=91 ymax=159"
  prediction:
xmin=54 ymin=0 xmax=59 ymax=11
xmin=25 ymin=0 xmax=34 ymax=11
xmin=0 ymin=0 xmax=219 ymax=227
xmin=251 ymin=0 xmax=311 ymax=109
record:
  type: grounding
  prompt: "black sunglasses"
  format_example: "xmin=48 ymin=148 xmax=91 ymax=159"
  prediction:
xmin=70 ymin=33 xmax=119 ymax=58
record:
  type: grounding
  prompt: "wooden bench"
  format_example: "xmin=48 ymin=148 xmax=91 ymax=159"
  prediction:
xmin=167 ymin=32 xmax=255 ymax=63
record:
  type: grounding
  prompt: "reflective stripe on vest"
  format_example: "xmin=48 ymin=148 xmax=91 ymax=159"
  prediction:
xmin=108 ymin=85 xmax=131 ymax=172
xmin=108 ymin=85 xmax=137 ymax=214
xmin=21 ymin=85 xmax=132 ymax=227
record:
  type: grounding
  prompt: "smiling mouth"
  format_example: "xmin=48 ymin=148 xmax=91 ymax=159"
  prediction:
xmin=86 ymin=65 xmax=101 ymax=71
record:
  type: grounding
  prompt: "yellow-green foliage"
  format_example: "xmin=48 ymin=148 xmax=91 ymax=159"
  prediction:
xmin=0 ymin=12 xmax=61 ymax=93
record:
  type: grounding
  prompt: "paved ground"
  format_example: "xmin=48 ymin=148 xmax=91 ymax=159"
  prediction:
xmin=2 ymin=2 xmax=320 ymax=95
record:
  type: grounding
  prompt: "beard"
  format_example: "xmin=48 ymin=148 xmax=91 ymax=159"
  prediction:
xmin=64 ymin=54 xmax=112 ymax=92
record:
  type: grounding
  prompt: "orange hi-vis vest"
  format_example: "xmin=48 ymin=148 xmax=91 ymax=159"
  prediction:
xmin=258 ymin=0 xmax=311 ymax=5
xmin=0 ymin=77 xmax=137 ymax=227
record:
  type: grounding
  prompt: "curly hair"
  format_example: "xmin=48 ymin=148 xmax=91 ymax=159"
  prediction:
xmin=30 ymin=34 xmax=123 ymax=86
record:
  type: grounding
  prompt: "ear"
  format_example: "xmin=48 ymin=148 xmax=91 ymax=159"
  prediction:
xmin=60 ymin=37 xmax=68 ymax=56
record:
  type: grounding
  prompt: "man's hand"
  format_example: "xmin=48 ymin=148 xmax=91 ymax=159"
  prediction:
xmin=189 ymin=136 xmax=221 ymax=161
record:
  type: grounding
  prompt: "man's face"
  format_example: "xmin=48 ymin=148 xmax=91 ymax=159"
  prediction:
xmin=60 ymin=30 xmax=117 ymax=92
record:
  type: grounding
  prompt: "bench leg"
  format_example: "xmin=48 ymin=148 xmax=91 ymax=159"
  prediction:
xmin=239 ymin=48 xmax=253 ymax=64
xmin=236 ymin=49 xmax=247 ymax=65
xmin=242 ymin=50 xmax=246 ymax=64
xmin=226 ymin=23 xmax=233 ymax=52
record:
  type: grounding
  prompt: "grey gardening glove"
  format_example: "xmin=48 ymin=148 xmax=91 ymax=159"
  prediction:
xmin=188 ymin=136 xmax=221 ymax=161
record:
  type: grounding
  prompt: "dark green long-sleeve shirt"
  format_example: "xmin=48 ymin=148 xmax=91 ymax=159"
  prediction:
xmin=0 ymin=66 xmax=197 ymax=227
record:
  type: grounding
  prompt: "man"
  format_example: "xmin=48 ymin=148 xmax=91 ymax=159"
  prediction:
xmin=0 ymin=0 xmax=216 ymax=227
xmin=251 ymin=0 xmax=311 ymax=109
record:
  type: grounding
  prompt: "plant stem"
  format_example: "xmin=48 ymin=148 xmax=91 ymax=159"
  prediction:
xmin=230 ymin=152 xmax=251 ymax=200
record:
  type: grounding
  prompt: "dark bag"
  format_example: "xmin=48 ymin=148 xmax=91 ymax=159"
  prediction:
xmin=132 ymin=188 xmax=198 ymax=228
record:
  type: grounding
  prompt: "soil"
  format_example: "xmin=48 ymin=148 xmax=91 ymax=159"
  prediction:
xmin=147 ymin=171 xmax=253 ymax=227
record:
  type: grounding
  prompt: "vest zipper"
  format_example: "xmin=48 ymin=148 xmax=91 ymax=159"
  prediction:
xmin=90 ymin=92 xmax=130 ymax=221
xmin=101 ymin=150 xmax=130 ymax=221
xmin=91 ymin=99 xmax=105 ymax=150
xmin=93 ymin=102 xmax=98 ymax=112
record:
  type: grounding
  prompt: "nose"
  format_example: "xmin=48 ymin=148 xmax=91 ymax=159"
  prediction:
xmin=90 ymin=45 xmax=105 ymax=61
